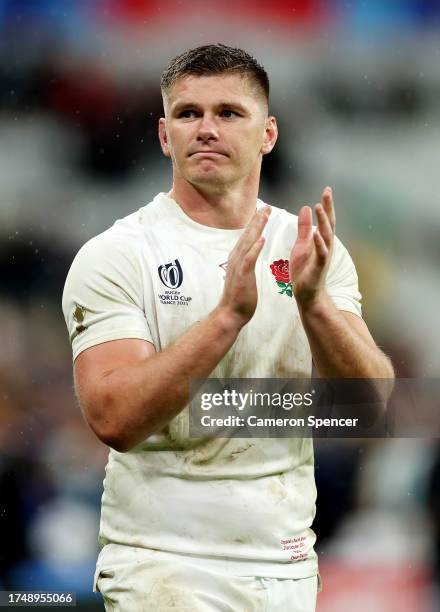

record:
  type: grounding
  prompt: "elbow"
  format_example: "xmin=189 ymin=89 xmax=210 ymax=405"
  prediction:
xmin=378 ymin=356 xmax=396 ymax=403
xmin=382 ymin=354 xmax=395 ymax=381
xmin=363 ymin=353 xmax=395 ymax=407
xmin=82 ymin=391 xmax=138 ymax=454
xmin=78 ymin=378 xmax=159 ymax=453
xmin=367 ymin=362 xmax=395 ymax=419
xmin=93 ymin=419 xmax=140 ymax=454
xmin=366 ymin=358 xmax=395 ymax=423
xmin=105 ymin=438 xmax=134 ymax=454
xmin=88 ymin=414 xmax=131 ymax=453
xmin=103 ymin=423 xmax=158 ymax=453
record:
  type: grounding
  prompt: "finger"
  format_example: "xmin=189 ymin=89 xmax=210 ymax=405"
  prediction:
xmin=297 ymin=206 xmax=313 ymax=241
xmin=321 ymin=186 xmax=336 ymax=231
xmin=315 ymin=203 xmax=333 ymax=249
xmin=313 ymin=229 xmax=329 ymax=265
xmin=242 ymin=236 xmax=265 ymax=273
xmin=235 ymin=206 xmax=271 ymax=257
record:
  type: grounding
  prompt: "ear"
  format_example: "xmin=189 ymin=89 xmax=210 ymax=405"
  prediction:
xmin=261 ymin=116 xmax=278 ymax=156
xmin=158 ymin=118 xmax=171 ymax=157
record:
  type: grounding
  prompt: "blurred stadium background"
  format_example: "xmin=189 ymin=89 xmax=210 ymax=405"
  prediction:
xmin=0 ymin=1 xmax=439 ymax=610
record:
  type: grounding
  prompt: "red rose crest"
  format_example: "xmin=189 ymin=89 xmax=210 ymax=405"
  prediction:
xmin=270 ymin=259 xmax=293 ymax=297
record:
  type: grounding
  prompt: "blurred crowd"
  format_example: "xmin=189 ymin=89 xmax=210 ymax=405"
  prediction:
xmin=0 ymin=1 xmax=440 ymax=610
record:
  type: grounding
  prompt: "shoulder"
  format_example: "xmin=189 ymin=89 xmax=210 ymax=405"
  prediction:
xmin=73 ymin=222 xmax=140 ymax=267
xmin=62 ymin=200 xmax=157 ymax=309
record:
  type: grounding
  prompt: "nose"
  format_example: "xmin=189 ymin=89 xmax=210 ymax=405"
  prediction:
xmin=196 ymin=113 xmax=219 ymax=142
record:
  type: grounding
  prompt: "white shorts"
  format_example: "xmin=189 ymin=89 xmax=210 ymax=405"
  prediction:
xmin=95 ymin=552 xmax=319 ymax=611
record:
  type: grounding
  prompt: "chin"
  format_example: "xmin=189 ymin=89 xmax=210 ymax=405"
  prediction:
xmin=188 ymin=170 xmax=232 ymax=187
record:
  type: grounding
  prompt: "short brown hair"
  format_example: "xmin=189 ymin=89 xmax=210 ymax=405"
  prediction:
xmin=161 ymin=44 xmax=269 ymax=103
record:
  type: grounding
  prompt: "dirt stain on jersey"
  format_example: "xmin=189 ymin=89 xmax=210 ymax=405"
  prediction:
xmin=177 ymin=439 xmax=258 ymax=477
xmin=231 ymin=535 xmax=252 ymax=545
xmin=229 ymin=442 xmax=255 ymax=460
xmin=268 ymin=473 xmax=288 ymax=503
xmin=181 ymin=438 xmax=229 ymax=468
xmin=148 ymin=577 xmax=198 ymax=611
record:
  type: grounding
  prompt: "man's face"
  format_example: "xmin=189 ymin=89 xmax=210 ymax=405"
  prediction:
xmin=159 ymin=73 xmax=277 ymax=189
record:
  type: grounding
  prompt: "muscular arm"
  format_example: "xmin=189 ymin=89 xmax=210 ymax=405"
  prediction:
xmin=75 ymin=309 xmax=240 ymax=452
xmin=74 ymin=206 xmax=271 ymax=453
xmin=290 ymin=187 xmax=394 ymax=406
xmin=299 ymin=297 xmax=394 ymax=380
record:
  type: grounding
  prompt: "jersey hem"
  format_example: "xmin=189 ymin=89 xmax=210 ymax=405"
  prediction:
xmin=94 ymin=542 xmax=319 ymax=584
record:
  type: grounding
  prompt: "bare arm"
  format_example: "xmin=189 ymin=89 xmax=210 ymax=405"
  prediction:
xmin=74 ymin=206 xmax=271 ymax=452
xmin=290 ymin=188 xmax=394 ymax=404
xmin=299 ymin=299 xmax=394 ymax=379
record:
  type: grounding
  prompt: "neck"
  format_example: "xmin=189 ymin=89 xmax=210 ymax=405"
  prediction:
xmin=168 ymin=172 xmax=260 ymax=230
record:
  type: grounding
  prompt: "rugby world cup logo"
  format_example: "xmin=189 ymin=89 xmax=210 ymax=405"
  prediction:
xmin=158 ymin=259 xmax=183 ymax=289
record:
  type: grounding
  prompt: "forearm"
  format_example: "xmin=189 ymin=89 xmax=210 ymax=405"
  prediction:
xmin=298 ymin=293 xmax=394 ymax=380
xmin=94 ymin=307 xmax=242 ymax=451
xmin=298 ymin=293 xmax=394 ymax=420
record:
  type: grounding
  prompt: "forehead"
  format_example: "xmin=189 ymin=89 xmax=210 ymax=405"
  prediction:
xmin=164 ymin=73 xmax=264 ymax=111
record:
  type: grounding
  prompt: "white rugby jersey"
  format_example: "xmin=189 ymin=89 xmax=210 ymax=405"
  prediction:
xmin=62 ymin=192 xmax=362 ymax=579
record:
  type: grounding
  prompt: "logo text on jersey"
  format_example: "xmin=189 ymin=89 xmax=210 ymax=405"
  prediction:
xmin=157 ymin=259 xmax=192 ymax=306
xmin=158 ymin=259 xmax=183 ymax=289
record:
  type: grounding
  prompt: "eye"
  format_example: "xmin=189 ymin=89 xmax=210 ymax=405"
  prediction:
xmin=178 ymin=109 xmax=198 ymax=119
xmin=220 ymin=109 xmax=239 ymax=119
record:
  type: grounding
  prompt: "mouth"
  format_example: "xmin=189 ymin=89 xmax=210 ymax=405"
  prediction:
xmin=189 ymin=151 xmax=228 ymax=158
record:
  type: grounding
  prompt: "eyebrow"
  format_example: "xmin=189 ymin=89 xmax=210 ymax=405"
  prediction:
xmin=171 ymin=101 xmax=249 ymax=115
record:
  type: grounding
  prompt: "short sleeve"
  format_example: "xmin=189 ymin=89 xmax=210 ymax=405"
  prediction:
xmin=325 ymin=236 xmax=362 ymax=318
xmin=62 ymin=232 xmax=153 ymax=361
